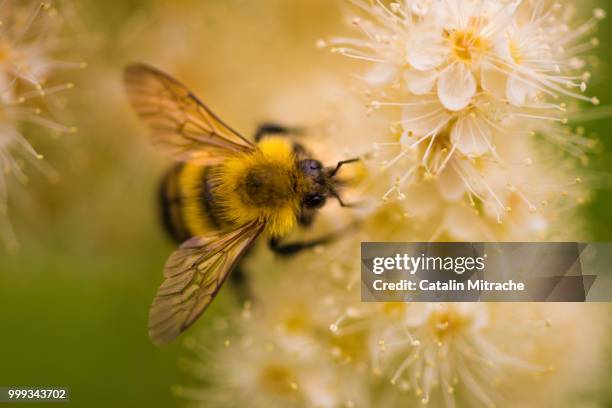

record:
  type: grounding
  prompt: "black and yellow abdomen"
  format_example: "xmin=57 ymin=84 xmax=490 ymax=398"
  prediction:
xmin=159 ymin=163 xmax=228 ymax=243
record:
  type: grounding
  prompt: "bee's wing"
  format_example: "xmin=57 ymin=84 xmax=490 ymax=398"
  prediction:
xmin=149 ymin=221 xmax=264 ymax=345
xmin=124 ymin=63 xmax=256 ymax=164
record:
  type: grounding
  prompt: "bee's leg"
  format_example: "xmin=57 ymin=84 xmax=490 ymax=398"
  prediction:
xmin=268 ymin=233 xmax=338 ymax=257
xmin=254 ymin=122 xmax=304 ymax=142
xmin=270 ymin=218 xmax=362 ymax=256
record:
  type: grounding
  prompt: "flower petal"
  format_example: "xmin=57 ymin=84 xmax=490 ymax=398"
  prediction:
xmin=402 ymin=99 xmax=450 ymax=136
xmin=404 ymin=69 xmax=437 ymax=95
xmin=444 ymin=206 xmax=484 ymax=241
xmin=451 ymin=114 xmax=491 ymax=156
xmin=406 ymin=31 xmax=447 ymax=71
xmin=480 ymin=65 xmax=507 ymax=99
xmin=436 ymin=167 xmax=466 ymax=202
xmin=506 ymin=74 xmax=538 ymax=106
xmin=404 ymin=183 xmax=441 ymax=219
xmin=438 ymin=63 xmax=476 ymax=111
xmin=364 ymin=63 xmax=398 ymax=86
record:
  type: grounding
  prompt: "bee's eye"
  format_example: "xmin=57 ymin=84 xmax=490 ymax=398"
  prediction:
xmin=300 ymin=159 xmax=322 ymax=173
xmin=305 ymin=193 xmax=326 ymax=208
xmin=308 ymin=160 xmax=322 ymax=170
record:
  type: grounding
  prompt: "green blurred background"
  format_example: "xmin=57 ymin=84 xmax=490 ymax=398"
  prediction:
xmin=0 ymin=0 xmax=611 ymax=407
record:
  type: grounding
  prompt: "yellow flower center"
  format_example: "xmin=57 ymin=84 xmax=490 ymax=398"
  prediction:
xmin=428 ymin=308 xmax=470 ymax=341
xmin=282 ymin=306 xmax=311 ymax=334
xmin=259 ymin=364 xmax=299 ymax=395
xmin=382 ymin=302 xmax=407 ymax=317
xmin=448 ymin=29 xmax=490 ymax=64
xmin=415 ymin=128 xmax=452 ymax=176
xmin=330 ymin=331 xmax=366 ymax=362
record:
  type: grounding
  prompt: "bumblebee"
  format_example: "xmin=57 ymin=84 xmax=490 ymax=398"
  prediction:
xmin=124 ymin=63 xmax=360 ymax=345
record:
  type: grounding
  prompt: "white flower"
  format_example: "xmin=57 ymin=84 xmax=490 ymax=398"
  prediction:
xmin=328 ymin=0 xmax=601 ymax=110
xmin=497 ymin=4 xmax=604 ymax=108
xmin=191 ymin=248 xmax=611 ymax=407
xmin=373 ymin=303 xmax=537 ymax=407
xmin=0 ymin=0 xmax=81 ymax=248
xmin=324 ymin=0 xmax=603 ymax=226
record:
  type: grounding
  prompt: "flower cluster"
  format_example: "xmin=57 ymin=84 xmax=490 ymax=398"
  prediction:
xmin=165 ymin=1 xmax=611 ymax=407
xmin=180 ymin=244 xmax=610 ymax=408
xmin=0 ymin=0 xmax=81 ymax=248
xmin=318 ymin=0 xmax=604 ymax=238
xmin=176 ymin=75 xmax=609 ymax=407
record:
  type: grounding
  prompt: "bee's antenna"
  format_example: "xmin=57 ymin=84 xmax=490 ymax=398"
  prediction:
xmin=329 ymin=154 xmax=369 ymax=177
xmin=329 ymin=188 xmax=360 ymax=208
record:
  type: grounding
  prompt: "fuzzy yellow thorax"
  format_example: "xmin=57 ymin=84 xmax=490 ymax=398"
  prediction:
xmin=214 ymin=137 xmax=302 ymax=237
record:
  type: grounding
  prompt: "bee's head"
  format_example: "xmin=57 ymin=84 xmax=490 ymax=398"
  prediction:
xmin=299 ymin=159 xmax=328 ymax=209
xmin=299 ymin=157 xmax=361 ymax=209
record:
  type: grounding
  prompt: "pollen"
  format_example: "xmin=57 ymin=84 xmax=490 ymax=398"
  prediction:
xmin=259 ymin=364 xmax=299 ymax=396
xmin=281 ymin=306 xmax=312 ymax=334
xmin=382 ymin=302 xmax=407 ymax=316
xmin=447 ymin=29 xmax=490 ymax=64
xmin=427 ymin=308 xmax=470 ymax=342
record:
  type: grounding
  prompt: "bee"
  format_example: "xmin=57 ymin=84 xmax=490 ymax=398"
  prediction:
xmin=124 ymin=63 xmax=362 ymax=345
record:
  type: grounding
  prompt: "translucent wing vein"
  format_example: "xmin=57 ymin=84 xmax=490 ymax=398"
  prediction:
xmin=149 ymin=221 xmax=264 ymax=345
xmin=124 ymin=63 xmax=256 ymax=164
